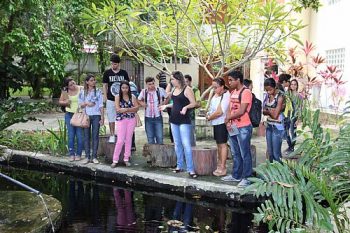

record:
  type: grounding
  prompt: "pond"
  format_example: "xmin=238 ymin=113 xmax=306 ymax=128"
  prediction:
xmin=0 ymin=165 xmax=267 ymax=233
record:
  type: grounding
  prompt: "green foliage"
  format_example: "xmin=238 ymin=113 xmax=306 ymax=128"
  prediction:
xmin=46 ymin=120 xmax=68 ymax=156
xmin=245 ymin=101 xmax=350 ymax=233
xmin=82 ymin=0 xmax=310 ymax=78
xmin=0 ymin=98 xmax=48 ymax=131
xmin=0 ymin=120 xmax=67 ymax=156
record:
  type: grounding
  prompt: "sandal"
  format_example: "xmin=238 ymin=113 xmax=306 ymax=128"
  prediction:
xmin=189 ymin=173 xmax=198 ymax=178
xmin=213 ymin=168 xmax=227 ymax=177
xmin=173 ymin=168 xmax=184 ymax=173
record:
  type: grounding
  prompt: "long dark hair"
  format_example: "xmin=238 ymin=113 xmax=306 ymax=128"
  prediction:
xmin=290 ymin=79 xmax=299 ymax=92
xmin=62 ymin=77 xmax=74 ymax=92
xmin=213 ymin=77 xmax=229 ymax=90
xmin=172 ymin=71 xmax=185 ymax=88
xmin=119 ymin=80 xmax=132 ymax=102
xmin=84 ymin=74 xmax=96 ymax=97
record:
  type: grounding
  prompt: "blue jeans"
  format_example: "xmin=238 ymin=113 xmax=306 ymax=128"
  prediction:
xmin=230 ymin=125 xmax=253 ymax=179
xmin=285 ymin=117 xmax=297 ymax=150
xmin=170 ymin=123 xmax=195 ymax=173
xmin=83 ymin=115 xmax=101 ymax=160
xmin=145 ymin=116 xmax=163 ymax=144
xmin=190 ymin=119 xmax=196 ymax=147
xmin=65 ymin=112 xmax=83 ymax=156
xmin=266 ymin=124 xmax=284 ymax=162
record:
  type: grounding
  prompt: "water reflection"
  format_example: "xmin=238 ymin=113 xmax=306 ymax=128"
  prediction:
xmin=0 ymin=166 xmax=267 ymax=233
xmin=67 ymin=179 xmax=104 ymax=232
xmin=113 ymin=188 xmax=136 ymax=231
xmin=168 ymin=202 xmax=195 ymax=232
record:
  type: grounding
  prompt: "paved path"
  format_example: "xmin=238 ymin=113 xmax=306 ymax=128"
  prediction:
xmin=7 ymin=111 xmax=282 ymax=166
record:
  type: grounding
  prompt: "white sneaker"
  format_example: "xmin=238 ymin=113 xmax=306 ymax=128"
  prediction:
xmin=92 ymin=158 xmax=99 ymax=164
xmin=108 ymin=136 xmax=115 ymax=143
xmin=124 ymin=161 xmax=131 ymax=167
xmin=237 ymin=179 xmax=251 ymax=187
xmin=82 ymin=159 xmax=90 ymax=164
xmin=221 ymin=175 xmax=241 ymax=182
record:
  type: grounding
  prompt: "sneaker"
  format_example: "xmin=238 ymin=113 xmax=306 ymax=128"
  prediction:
xmin=92 ymin=158 xmax=99 ymax=164
xmin=83 ymin=159 xmax=90 ymax=164
xmin=108 ymin=136 xmax=116 ymax=143
xmin=284 ymin=148 xmax=294 ymax=155
xmin=124 ymin=161 xmax=131 ymax=167
xmin=237 ymin=179 xmax=251 ymax=187
xmin=111 ymin=162 xmax=118 ymax=168
xmin=221 ymin=175 xmax=241 ymax=182
xmin=69 ymin=156 xmax=75 ymax=162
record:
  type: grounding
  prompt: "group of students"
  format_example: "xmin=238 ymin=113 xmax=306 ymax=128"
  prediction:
xmin=59 ymin=53 xmax=303 ymax=186
xmin=58 ymin=54 xmax=201 ymax=177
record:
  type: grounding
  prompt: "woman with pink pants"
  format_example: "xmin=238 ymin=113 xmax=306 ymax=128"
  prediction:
xmin=111 ymin=81 xmax=139 ymax=167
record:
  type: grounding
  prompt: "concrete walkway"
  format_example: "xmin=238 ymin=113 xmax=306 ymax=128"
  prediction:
xmin=4 ymin=111 xmax=291 ymax=204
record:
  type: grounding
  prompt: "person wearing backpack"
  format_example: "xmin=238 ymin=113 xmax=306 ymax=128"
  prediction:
xmin=242 ymin=79 xmax=262 ymax=128
xmin=263 ymin=78 xmax=286 ymax=162
xmin=222 ymin=71 xmax=253 ymax=187
xmin=138 ymin=77 xmax=167 ymax=144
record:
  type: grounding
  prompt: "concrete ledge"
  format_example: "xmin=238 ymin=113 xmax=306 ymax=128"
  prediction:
xmin=2 ymin=148 xmax=261 ymax=205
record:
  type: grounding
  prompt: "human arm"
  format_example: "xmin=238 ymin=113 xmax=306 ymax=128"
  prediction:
xmin=225 ymin=90 xmax=251 ymax=121
xmin=207 ymin=93 xmax=229 ymax=121
xmin=194 ymin=89 xmax=201 ymax=108
xmin=102 ymin=83 xmax=108 ymax=103
xmin=126 ymin=95 xmax=140 ymax=113
xmin=58 ymin=91 xmax=70 ymax=107
xmin=137 ymin=89 xmax=146 ymax=108
xmin=98 ymin=93 xmax=104 ymax=125
xmin=181 ymin=86 xmax=197 ymax=115
xmin=265 ymin=95 xmax=284 ymax=120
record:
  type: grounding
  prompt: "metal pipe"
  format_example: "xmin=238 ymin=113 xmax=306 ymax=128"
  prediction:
xmin=0 ymin=172 xmax=41 ymax=195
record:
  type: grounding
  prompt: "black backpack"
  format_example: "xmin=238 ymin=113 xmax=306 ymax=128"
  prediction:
xmin=239 ymin=88 xmax=262 ymax=128
xmin=144 ymin=88 xmax=161 ymax=104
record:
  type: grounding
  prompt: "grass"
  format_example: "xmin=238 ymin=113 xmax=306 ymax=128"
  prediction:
xmin=10 ymin=86 xmax=51 ymax=97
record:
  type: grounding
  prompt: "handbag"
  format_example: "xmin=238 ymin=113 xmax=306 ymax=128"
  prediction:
xmin=135 ymin=113 xmax=142 ymax=127
xmin=71 ymin=110 xmax=90 ymax=128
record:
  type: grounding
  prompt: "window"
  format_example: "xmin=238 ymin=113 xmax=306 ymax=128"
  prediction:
xmin=325 ymin=48 xmax=345 ymax=71
xmin=327 ymin=0 xmax=343 ymax=5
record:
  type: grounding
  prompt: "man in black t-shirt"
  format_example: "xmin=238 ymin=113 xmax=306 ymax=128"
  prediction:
xmin=102 ymin=54 xmax=129 ymax=143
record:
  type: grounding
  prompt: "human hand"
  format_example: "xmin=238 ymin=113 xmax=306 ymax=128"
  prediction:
xmin=180 ymin=107 xmax=187 ymax=115
xmin=159 ymin=105 xmax=167 ymax=111
xmin=86 ymin=102 xmax=96 ymax=107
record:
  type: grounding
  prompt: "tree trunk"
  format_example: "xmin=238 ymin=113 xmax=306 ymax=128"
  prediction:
xmin=142 ymin=144 xmax=177 ymax=168
xmin=192 ymin=147 xmax=217 ymax=175
xmin=0 ymin=13 xmax=16 ymax=100
xmin=98 ymin=136 xmax=125 ymax=164
xmin=30 ymin=76 xmax=43 ymax=99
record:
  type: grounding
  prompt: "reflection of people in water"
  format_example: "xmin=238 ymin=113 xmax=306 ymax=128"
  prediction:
xmin=168 ymin=201 xmax=194 ymax=233
xmin=227 ymin=211 xmax=254 ymax=233
xmin=67 ymin=179 xmax=101 ymax=230
xmin=143 ymin=194 xmax=163 ymax=233
xmin=113 ymin=188 xmax=136 ymax=230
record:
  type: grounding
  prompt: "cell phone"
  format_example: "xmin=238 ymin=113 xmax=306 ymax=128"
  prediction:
xmin=228 ymin=124 xmax=239 ymax=136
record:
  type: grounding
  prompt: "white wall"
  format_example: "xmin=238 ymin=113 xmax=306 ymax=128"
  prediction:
xmin=308 ymin=0 xmax=350 ymax=110
xmin=143 ymin=57 xmax=200 ymax=87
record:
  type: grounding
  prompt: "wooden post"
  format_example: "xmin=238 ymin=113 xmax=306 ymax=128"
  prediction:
xmin=142 ymin=144 xmax=177 ymax=168
xmin=98 ymin=136 xmax=125 ymax=164
xmin=192 ymin=147 xmax=217 ymax=175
